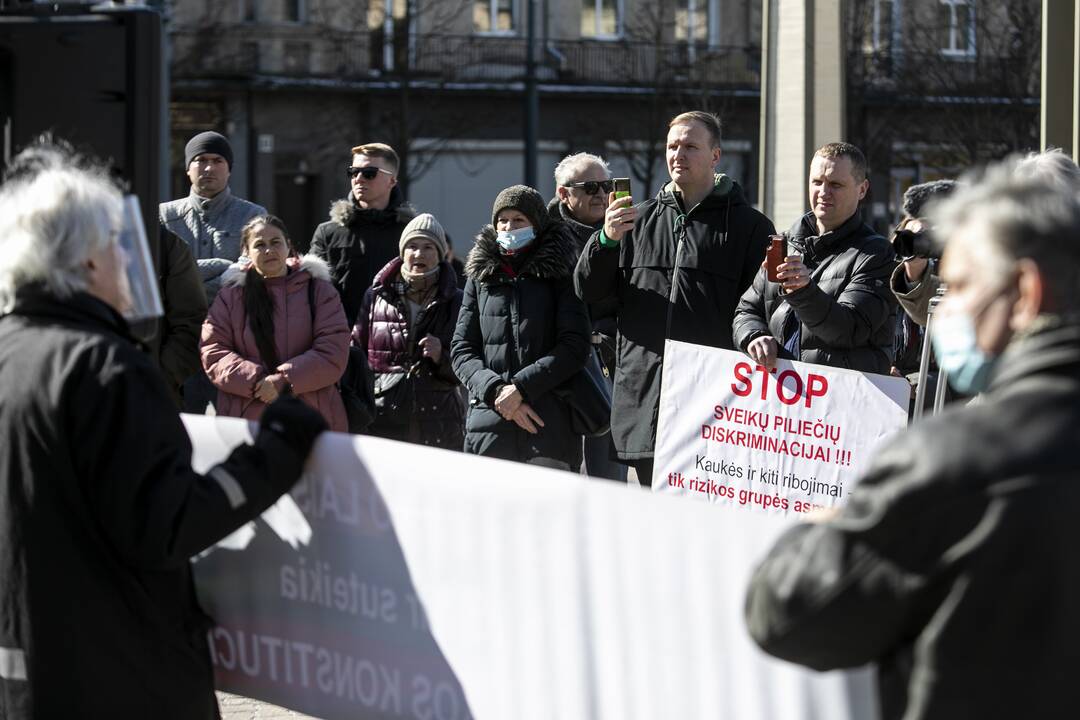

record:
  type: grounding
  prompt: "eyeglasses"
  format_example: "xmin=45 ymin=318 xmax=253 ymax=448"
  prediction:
xmin=565 ymin=180 xmax=614 ymax=196
xmin=346 ymin=165 xmax=394 ymax=180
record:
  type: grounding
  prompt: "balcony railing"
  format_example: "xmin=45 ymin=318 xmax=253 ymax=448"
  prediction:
xmin=850 ymin=50 xmax=1038 ymax=100
xmin=171 ymin=29 xmax=761 ymax=89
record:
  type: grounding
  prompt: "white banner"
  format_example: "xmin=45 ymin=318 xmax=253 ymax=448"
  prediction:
xmin=654 ymin=341 xmax=910 ymax=513
xmin=187 ymin=414 xmax=881 ymax=720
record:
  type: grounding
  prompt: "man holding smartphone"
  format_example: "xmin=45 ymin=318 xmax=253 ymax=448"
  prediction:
xmin=574 ymin=111 xmax=774 ymax=486
xmin=548 ymin=152 xmax=626 ymax=482
xmin=733 ymin=142 xmax=896 ymax=376
xmin=310 ymin=143 xmax=417 ymax=326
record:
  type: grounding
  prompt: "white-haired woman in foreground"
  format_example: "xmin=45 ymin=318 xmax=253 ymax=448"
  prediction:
xmin=0 ymin=139 xmax=327 ymax=718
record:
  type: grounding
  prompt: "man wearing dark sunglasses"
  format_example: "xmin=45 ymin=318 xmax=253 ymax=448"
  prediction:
xmin=548 ymin=152 xmax=626 ymax=483
xmin=310 ymin=142 xmax=417 ymax=326
xmin=552 ymin=153 xmax=612 ymax=241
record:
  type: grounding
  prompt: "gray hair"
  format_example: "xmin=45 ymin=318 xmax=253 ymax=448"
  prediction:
xmin=1015 ymin=148 xmax=1080 ymax=195
xmin=933 ymin=154 xmax=1080 ymax=309
xmin=0 ymin=142 xmax=123 ymax=313
xmin=554 ymin=152 xmax=611 ymax=187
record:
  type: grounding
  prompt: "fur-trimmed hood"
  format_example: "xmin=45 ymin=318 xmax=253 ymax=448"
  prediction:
xmin=464 ymin=222 xmax=578 ymax=283
xmin=221 ymin=254 xmax=332 ymax=288
xmin=327 ymin=185 xmax=418 ymax=228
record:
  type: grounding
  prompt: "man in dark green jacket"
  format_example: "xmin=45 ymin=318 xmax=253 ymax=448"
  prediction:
xmin=574 ymin=111 xmax=774 ymax=486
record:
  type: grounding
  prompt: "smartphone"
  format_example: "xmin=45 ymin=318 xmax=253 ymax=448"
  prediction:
xmin=613 ymin=177 xmax=631 ymax=200
xmin=766 ymin=235 xmax=786 ymax=283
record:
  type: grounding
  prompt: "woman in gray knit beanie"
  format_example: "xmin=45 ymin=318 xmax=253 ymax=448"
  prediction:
xmin=352 ymin=212 xmax=466 ymax=449
xmin=450 ymin=184 xmax=592 ymax=470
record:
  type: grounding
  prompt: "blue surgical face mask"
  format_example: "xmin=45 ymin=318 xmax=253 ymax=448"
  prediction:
xmin=931 ymin=311 xmax=997 ymax=395
xmin=496 ymin=226 xmax=535 ymax=255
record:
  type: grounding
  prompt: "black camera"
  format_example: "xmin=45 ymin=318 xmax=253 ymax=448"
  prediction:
xmin=892 ymin=228 xmax=941 ymax=260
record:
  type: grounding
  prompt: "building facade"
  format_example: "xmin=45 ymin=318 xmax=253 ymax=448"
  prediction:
xmin=168 ymin=0 xmax=764 ymax=247
xmin=167 ymin=0 xmax=1039 ymax=245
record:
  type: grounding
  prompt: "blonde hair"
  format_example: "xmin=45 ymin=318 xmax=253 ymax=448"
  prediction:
xmin=668 ymin=111 xmax=722 ymax=148
xmin=350 ymin=142 xmax=399 ymax=174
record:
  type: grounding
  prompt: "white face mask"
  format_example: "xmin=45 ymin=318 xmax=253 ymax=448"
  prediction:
xmin=496 ymin=226 xmax=535 ymax=255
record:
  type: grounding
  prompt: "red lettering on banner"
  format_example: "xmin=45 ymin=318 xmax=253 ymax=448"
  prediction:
xmin=731 ymin=362 xmax=753 ymax=397
xmin=728 ymin=363 xmax=830 ymax=409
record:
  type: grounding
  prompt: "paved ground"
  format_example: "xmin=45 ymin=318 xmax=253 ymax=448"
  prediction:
xmin=218 ymin=691 xmax=317 ymax=719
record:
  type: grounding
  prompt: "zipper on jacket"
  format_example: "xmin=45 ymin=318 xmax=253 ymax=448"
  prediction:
xmin=509 ymin=278 xmax=523 ymax=374
xmin=665 ymin=214 xmax=687 ymax=339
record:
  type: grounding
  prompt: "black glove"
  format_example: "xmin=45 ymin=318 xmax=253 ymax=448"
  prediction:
xmin=257 ymin=394 xmax=328 ymax=461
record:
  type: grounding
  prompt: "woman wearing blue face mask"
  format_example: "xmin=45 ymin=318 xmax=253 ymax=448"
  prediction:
xmin=451 ymin=185 xmax=592 ymax=470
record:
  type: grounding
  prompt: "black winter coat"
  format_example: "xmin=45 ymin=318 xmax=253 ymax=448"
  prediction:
xmin=574 ymin=175 xmax=774 ymax=460
xmin=452 ymin=224 xmax=591 ymax=467
xmin=309 ymin=186 xmax=417 ymax=327
xmin=354 ymin=257 xmax=465 ymax=450
xmin=0 ymin=289 xmax=311 ymax=719
xmin=149 ymin=227 xmax=208 ymax=407
xmin=746 ymin=320 xmax=1080 ymax=720
xmin=733 ymin=211 xmax=897 ymax=374
xmin=548 ymin=197 xmax=618 ymax=369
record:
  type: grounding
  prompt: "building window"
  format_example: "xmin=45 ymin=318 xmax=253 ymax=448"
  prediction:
xmin=675 ymin=0 xmax=720 ymax=47
xmin=284 ymin=0 xmax=307 ymax=23
xmin=939 ymin=0 xmax=975 ymax=57
xmin=241 ymin=41 xmax=260 ymax=72
xmin=872 ymin=0 xmax=894 ymax=53
xmin=241 ymin=0 xmax=257 ymax=23
xmin=582 ymin=0 xmax=621 ymax=39
xmin=284 ymin=41 xmax=310 ymax=72
xmin=474 ymin=0 xmax=515 ymax=34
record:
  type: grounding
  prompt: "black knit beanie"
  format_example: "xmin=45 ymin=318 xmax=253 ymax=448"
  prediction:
xmin=491 ymin=185 xmax=548 ymax=233
xmin=902 ymin=180 xmax=956 ymax=220
xmin=185 ymin=131 xmax=234 ymax=169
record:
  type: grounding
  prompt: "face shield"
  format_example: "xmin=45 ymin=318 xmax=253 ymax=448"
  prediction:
xmin=115 ymin=194 xmax=164 ymax=325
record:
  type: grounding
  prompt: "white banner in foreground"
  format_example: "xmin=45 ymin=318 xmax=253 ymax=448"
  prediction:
xmin=186 ymin=414 xmax=880 ymax=720
xmin=655 ymin=341 xmax=910 ymax=511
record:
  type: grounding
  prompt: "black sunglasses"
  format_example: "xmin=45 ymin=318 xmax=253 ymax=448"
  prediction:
xmin=346 ymin=165 xmax=393 ymax=180
xmin=565 ymin=180 xmax=614 ymax=196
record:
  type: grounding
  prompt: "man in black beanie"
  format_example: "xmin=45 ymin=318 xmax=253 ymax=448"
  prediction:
xmin=160 ymin=130 xmax=266 ymax=413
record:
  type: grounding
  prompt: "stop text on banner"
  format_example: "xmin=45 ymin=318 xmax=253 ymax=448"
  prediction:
xmin=653 ymin=341 xmax=909 ymax=515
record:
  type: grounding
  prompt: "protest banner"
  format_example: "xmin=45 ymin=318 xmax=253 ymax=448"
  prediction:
xmin=654 ymin=340 xmax=910 ymax=511
xmin=186 ymin=414 xmax=880 ymax=720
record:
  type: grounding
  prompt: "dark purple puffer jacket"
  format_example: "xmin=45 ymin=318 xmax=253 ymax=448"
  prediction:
xmin=353 ymin=257 xmax=465 ymax=450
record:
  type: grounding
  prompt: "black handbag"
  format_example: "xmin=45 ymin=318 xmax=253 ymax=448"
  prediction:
xmin=373 ymin=364 xmax=417 ymax=428
xmin=339 ymin=346 xmax=376 ymax=433
xmin=553 ymin=348 xmax=612 ymax=437
xmin=307 ymin=281 xmax=374 ymax=433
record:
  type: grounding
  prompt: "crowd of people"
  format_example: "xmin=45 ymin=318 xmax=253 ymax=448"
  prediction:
xmin=145 ymin=113 xmax=974 ymax=489
xmin=3 ymin=109 xmax=1080 ymax=717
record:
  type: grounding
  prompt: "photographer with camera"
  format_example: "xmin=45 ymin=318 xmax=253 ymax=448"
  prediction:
xmin=888 ymin=181 xmax=955 ymax=329
xmin=888 ymin=181 xmax=956 ymax=412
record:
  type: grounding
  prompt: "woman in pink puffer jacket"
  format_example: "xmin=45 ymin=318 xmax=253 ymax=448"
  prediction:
xmin=201 ymin=215 xmax=350 ymax=431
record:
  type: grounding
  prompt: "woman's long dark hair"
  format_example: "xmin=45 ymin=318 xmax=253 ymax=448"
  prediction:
xmin=241 ymin=215 xmax=292 ymax=372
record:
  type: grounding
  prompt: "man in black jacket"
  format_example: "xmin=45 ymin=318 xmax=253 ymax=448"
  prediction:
xmin=733 ymin=142 xmax=896 ymax=375
xmin=574 ymin=111 xmax=774 ymax=485
xmin=0 ymin=142 xmax=328 ymax=719
xmin=310 ymin=142 xmax=417 ymax=326
xmin=745 ymin=159 xmax=1080 ymax=720
xmin=549 ymin=151 xmax=625 ymax=482
xmin=151 ymin=227 xmax=209 ymax=407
